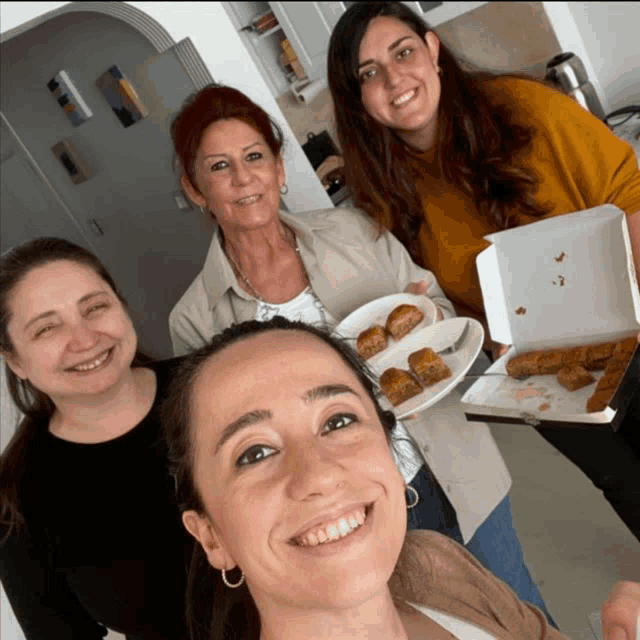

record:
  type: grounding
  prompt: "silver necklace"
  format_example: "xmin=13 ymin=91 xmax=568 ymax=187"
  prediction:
xmin=225 ymin=226 xmax=305 ymax=303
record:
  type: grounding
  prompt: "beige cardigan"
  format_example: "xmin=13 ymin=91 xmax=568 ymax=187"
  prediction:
xmin=169 ymin=206 xmax=457 ymax=350
xmin=393 ymin=531 xmax=569 ymax=640
xmin=169 ymin=206 xmax=511 ymax=542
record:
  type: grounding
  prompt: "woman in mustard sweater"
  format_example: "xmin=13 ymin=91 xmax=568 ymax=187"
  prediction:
xmin=327 ymin=2 xmax=640 ymax=540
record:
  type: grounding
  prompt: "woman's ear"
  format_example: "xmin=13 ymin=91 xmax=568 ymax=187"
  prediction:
xmin=182 ymin=510 xmax=237 ymax=571
xmin=180 ymin=174 xmax=207 ymax=210
xmin=424 ymin=31 xmax=440 ymax=67
xmin=2 ymin=352 xmax=26 ymax=381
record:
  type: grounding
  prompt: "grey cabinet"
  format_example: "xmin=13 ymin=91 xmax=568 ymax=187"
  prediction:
xmin=224 ymin=2 xmax=289 ymax=96
xmin=225 ymin=2 xmax=344 ymax=93
xmin=269 ymin=2 xmax=344 ymax=83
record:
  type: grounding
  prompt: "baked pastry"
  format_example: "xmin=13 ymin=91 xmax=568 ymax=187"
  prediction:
xmin=506 ymin=350 xmax=565 ymax=377
xmin=612 ymin=336 xmax=637 ymax=361
xmin=408 ymin=347 xmax=452 ymax=387
xmin=563 ymin=345 xmax=590 ymax=367
xmin=507 ymin=340 xmax=620 ymax=378
xmin=385 ymin=304 xmax=425 ymax=340
xmin=586 ymin=390 xmax=612 ymax=413
xmin=556 ymin=365 xmax=594 ymax=392
xmin=584 ymin=342 xmax=617 ymax=370
xmin=586 ymin=337 xmax=637 ymax=413
xmin=356 ymin=325 xmax=388 ymax=360
xmin=379 ymin=368 xmax=423 ymax=407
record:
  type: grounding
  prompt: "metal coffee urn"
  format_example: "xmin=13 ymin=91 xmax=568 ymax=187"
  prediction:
xmin=545 ymin=52 xmax=606 ymax=120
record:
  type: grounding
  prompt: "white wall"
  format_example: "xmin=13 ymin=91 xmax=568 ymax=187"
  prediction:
xmin=542 ymin=1 xmax=640 ymax=113
xmin=541 ymin=1 xmax=606 ymax=111
xmin=0 ymin=1 xmax=68 ymax=32
xmin=566 ymin=2 xmax=640 ymax=111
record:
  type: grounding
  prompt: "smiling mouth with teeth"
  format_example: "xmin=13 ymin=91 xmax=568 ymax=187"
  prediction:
xmin=392 ymin=88 xmax=417 ymax=107
xmin=68 ymin=348 xmax=112 ymax=372
xmin=236 ymin=194 xmax=262 ymax=205
xmin=291 ymin=504 xmax=373 ymax=547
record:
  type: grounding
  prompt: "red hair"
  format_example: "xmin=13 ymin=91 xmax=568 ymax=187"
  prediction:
xmin=170 ymin=84 xmax=284 ymax=195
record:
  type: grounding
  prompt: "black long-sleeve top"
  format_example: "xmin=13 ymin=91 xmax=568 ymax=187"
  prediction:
xmin=0 ymin=358 xmax=193 ymax=640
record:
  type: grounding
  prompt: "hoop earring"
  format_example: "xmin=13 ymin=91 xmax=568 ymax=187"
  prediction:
xmin=221 ymin=567 xmax=245 ymax=589
xmin=280 ymin=183 xmax=289 ymax=195
xmin=405 ymin=485 xmax=420 ymax=509
xmin=199 ymin=205 xmax=207 ymax=214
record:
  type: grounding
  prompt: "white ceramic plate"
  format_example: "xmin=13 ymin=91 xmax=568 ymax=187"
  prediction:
xmin=335 ymin=297 xmax=484 ymax=418
xmin=375 ymin=318 xmax=484 ymax=418
xmin=334 ymin=293 xmax=437 ymax=363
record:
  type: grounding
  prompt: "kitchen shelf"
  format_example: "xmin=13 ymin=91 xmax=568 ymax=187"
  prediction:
xmin=227 ymin=3 xmax=289 ymax=96
xmin=258 ymin=24 xmax=282 ymax=39
xmin=227 ymin=1 xmax=341 ymax=96
xmin=245 ymin=6 xmax=278 ymax=31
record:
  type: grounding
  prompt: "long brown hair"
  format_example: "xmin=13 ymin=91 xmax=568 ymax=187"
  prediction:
xmin=161 ymin=316 xmax=400 ymax=640
xmin=327 ymin=1 xmax=552 ymax=263
xmin=0 ymin=237 xmax=151 ymax=541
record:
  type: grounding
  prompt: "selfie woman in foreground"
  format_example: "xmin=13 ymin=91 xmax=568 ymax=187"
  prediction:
xmin=327 ymin=1 xmax=640 ymax=540
xmin=162 ymin=316 xmax=640 ymax=640
xmin=167 ymin=84 xmax=555 ymax=618
xmin=0 ymin=238 xmax=190 ymax=640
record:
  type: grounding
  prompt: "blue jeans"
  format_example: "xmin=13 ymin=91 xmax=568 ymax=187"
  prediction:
xmin=408 ymin=464 xmax=557 ymax=627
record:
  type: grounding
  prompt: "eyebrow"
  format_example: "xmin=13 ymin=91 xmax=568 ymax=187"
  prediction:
xmin=213 ymin=384 xmax=361 ymax=454
xmin=24 ymin=291 xmax=108 ymax=331
xmin=214 ymin=409 xmax=272 ymax=454
xmin=203 ymin=142 xmax=262 ymax=162
xmin=301 ymin=383 xmax=361 ymax=404
xmin=358 ymin=36 xmax=415 ymax=69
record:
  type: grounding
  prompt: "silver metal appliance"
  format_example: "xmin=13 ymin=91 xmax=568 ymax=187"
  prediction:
xmin=545 ymin=52 xmax=606 ymax=120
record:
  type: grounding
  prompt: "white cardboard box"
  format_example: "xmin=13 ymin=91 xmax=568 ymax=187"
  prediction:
xmin=461 ymin=205 xmax=640 ymax=428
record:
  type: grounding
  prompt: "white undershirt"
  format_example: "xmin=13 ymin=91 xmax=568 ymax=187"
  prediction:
xmin=255 ymin=288 xmax=425 ymax=482
xmin=408 ymin=602 xmax=497 ymax=639
xmin=256 ymin=286 xmax=338 ymax=329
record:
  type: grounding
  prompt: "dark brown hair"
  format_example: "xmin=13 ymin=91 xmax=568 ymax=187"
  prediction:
xmin=327 ymin=1 xmax=552 ymax=263
xmin=170 ymin=83 xmax=285 ymax=198
xmin=0 ymin=237 xmax=151 ymax=540
xmin=161 ymin=316 xmax=399 ymax=640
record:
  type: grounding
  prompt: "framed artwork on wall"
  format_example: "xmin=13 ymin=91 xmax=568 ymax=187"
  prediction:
xmin=51 ymin=139 xmax=92 ymax=185
xmin=51 ymin=140 xmax=93 ymax=184
xmin=97 ymin=65 xmax=148 ymax=128
xmin=47 ymin=70 xmax=93 ymax=127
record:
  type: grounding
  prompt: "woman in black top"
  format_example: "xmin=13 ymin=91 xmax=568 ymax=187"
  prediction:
xmin=0 ymin=238 xmax=191 ymax=640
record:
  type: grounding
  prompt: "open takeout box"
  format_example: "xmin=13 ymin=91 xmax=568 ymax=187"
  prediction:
xmin=461 ymin=205 xmax=640 ymax=430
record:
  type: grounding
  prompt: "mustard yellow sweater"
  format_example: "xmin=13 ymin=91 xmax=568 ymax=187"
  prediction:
xmin=413 ymin=77 xmax=640 ymax=320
